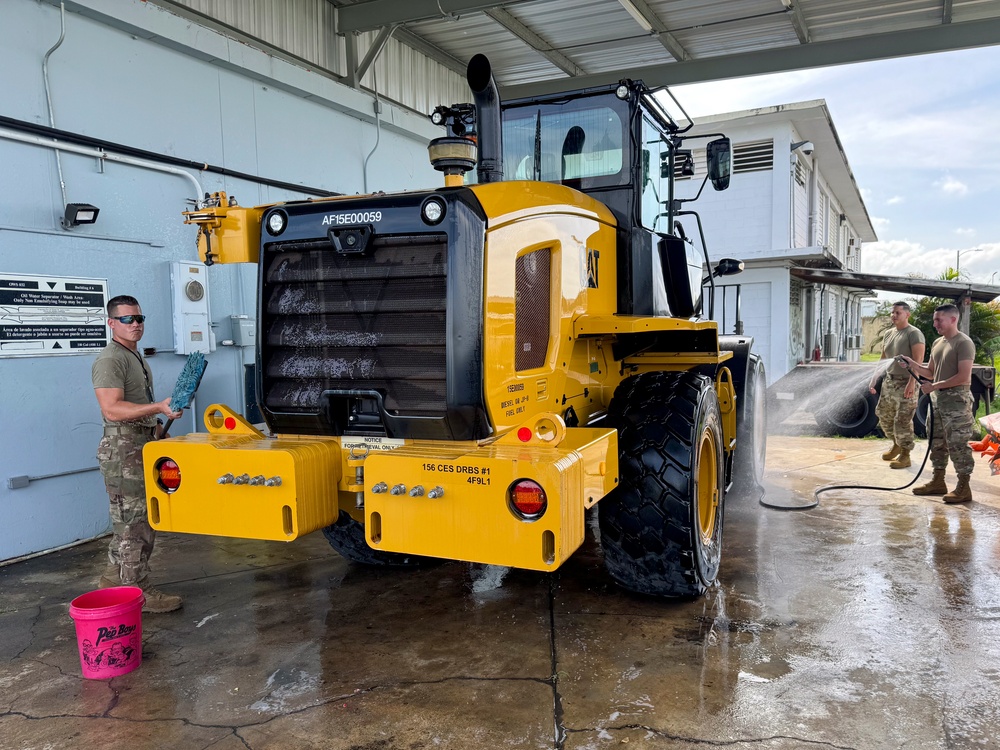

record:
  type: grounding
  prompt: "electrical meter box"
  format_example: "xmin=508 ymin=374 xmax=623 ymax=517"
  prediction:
xmin=170 ymin=261 xmax=212 ymax=355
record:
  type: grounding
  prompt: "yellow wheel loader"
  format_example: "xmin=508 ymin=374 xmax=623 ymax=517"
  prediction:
xmin=144 ymin=54 xmax=765 ymax=597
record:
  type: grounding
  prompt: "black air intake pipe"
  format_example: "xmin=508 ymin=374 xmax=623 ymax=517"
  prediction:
xmin=467 ymin=54 xmax=503 ymax=184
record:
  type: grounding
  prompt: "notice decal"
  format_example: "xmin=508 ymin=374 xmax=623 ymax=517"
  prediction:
xmin=0 ymin=273 xmax=109 ymax=357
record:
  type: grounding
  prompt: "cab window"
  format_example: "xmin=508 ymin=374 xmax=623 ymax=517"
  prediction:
xmin=640 ymin=116 xmax=669 ymax=232
xmin=502 ymin=98 xmax=628 ymax=189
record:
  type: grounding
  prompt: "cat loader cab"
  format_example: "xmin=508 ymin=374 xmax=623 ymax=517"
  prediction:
xmin=146 ymin=54 xmax=764 ymax=599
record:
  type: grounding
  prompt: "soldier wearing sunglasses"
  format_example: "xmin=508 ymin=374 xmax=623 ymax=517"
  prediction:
xmin=92 ymin=295 xmax=183 ymax=613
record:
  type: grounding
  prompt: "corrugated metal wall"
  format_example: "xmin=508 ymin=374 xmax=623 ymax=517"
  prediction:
xmin=161 ymin=0 xmax=468 ymax=114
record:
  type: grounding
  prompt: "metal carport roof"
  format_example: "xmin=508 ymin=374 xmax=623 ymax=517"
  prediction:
xmin=331 ymin=0 xmax=1000 ymax=96
xmin=790 ymin=267 xmax=1000 ymax=303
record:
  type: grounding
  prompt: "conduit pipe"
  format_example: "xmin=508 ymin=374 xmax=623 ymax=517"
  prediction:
xmin=0 ymin=127 xmax=204 ymax=203
xmin=0 ymin=114 xmax=337 ymax=198
xmin=42 ymin=1 xmax=69 ymax=212
xmin=363 ymin=68 xmax=383 ymax=194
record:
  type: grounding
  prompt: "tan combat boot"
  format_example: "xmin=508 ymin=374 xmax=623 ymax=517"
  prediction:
xmin=912 ymin=469 xmax=948 ymax=496
xmin=881 ymin=444 xmax=901 ymax=461
xmin=943 ymin=475 xmax=973 ymax=504
xmin=99 ymin=565 xmax=121 ymax=589
xmin=140 ymin=584 xmax=183 ymax=613
xmin=889 ymin=449 xmax=911 ymax=469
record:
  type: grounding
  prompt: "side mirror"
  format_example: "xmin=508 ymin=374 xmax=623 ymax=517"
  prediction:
xmin=706 ymin=137 xmax=731 ymax=191
xmin=714 ymin=257 xmax=744 ymax=277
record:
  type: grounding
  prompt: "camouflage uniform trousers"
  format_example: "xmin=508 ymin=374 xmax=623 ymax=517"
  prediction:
xmin=97 ymin=430 xmax=156 ymax=586
xmin=928 ymin=388 xmax=975 ymax=476
xmin=875 ymin=374 xmax=919 ymax=451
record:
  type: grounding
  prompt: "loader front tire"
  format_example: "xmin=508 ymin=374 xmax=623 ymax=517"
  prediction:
xmin=599 ymin=371 xmax=726 ymax=597
xmin=322 ymin=511 xmax=426 ymax=567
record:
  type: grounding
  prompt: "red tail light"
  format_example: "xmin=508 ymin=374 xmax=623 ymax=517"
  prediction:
xmin=508 ymin=479 xmax=547 ymax=519
xmin=156 ymin=458 xmax=181 ymax=493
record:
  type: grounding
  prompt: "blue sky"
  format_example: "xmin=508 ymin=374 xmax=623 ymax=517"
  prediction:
xmin=672 ymin=45 xmax=1000 ymax=290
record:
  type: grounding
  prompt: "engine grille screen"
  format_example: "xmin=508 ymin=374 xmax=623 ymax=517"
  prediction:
xmin=515 ymin=248 xmax=551 ymax=371
xmin=261 ymin=234 xmax=448 ymax=416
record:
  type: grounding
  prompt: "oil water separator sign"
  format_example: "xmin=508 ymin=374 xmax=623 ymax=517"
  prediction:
xmin=0 ymin=273 xmax=109 ymax=357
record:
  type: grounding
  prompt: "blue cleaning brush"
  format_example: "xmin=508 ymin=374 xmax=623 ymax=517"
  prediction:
xmin=162 ymin=352 xmax=208 ymax=435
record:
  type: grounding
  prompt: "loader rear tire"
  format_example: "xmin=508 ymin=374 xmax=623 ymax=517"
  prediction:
xmin=599 ymin=371 xmax=726 ymax=597
xmin=322 ymin=511 xmax=426 ymax=567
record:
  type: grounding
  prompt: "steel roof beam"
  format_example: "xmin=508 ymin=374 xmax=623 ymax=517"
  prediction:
xmin=615 ymin=0 xmax=689 ymax=61
xmin=337 ymin=0 xmax=528 ymax=33
xmin=392 ymin=27 xmax=468 ymax=77
xmin=484 ymin=8 xmax=585 ymax=77
xmin=503 ymin=17 xmax=1000 ymax=98
xmin=942 ymin=0 xmax=953 ymax=24
xmin=784 ymin=1 xmax=811 ymax=44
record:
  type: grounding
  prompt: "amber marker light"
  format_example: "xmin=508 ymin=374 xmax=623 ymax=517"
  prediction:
xmin=156 ymin=458 xmax=182 ymax=493
xmin=508 ymin=479 xmax=547 ymax=520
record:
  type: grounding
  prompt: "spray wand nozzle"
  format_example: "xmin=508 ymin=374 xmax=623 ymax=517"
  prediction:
xmin=893 ymin=355 xmax=931 ymax=384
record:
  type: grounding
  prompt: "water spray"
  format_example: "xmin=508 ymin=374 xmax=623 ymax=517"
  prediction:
xmin=760 ymin=356 xmax=936 ymax=511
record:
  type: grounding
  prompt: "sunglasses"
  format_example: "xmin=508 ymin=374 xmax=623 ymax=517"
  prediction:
xmin=112 ymin=315 xmax=146 ymax=324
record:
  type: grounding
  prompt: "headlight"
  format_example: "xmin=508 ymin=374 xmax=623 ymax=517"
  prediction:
xmin=265 ymin=210 xmax=287 ymax=236
xmin=421 ymin=197 xmax=446 ymax=225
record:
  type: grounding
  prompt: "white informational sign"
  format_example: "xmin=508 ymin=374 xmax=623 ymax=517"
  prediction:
xmin=0 ymin=273 xmax=109 ymax=357
xmin=340 ymin=436 xmax=406 ymax=453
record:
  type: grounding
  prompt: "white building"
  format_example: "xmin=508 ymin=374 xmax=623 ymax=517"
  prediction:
xmin=680 ymin=101 xmax=878 ymax=383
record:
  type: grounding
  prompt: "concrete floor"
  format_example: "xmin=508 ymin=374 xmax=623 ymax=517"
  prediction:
xmin=1 ymin=435 xmax=998 ymax=750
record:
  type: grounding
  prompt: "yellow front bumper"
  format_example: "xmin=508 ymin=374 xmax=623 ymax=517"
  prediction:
xmin=364 ymin=424 xmax=617 ymax=571
xmin=144 ymin=405 xmax=618 ymax=570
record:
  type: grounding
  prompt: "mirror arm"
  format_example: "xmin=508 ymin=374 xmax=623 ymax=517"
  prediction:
xmin=668 ymin=174 xmax=710 ymax=213
xmin=675 ymin=209 xmax=714 ymax=319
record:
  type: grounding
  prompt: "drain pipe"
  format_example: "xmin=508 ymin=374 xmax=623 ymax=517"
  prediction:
xmin=42 ymin=2 xmax=69 ymax=215
xmin=0 ymin=128 xmax=203 ymax=203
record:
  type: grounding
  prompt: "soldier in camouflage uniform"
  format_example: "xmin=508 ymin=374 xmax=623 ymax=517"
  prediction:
xmin=93 ymin=295 xmax=184 ymax=612
xmin=870 ymin=301 xmax=925 ymax=469
xmin=897 ymin=303 xmax=976 ymax=503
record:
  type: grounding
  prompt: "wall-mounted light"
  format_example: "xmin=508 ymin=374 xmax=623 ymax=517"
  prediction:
xmin=63 ymin=203 xmax=100 ymax=227
xmin=839 ymin=213 xmax=847 ymax=225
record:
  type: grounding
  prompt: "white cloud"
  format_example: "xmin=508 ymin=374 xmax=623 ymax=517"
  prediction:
xmin=861 ymin=241 xmax=1000 ymax=285
xmin=886 ymin=196 xmax=904 ymax=205
xmin=954 ymin=227 xmax=976 ymax=236
xmin=937 ymin=176 xmax=969 ymax=197
xmin=860 ymin=240 xmax=930 ymax=278
xmin=871 ymin=216 xmax=891 ymax=232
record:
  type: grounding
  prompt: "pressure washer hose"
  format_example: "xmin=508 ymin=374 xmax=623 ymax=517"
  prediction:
xmin=759 ymin=364 xmax=936 ymax=511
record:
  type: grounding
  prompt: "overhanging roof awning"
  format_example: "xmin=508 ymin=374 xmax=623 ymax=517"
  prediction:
xmin=328 ymin=0 xmax=1000 ymax=95
xmin=789 ymin=267 xmax=1000 ymax=303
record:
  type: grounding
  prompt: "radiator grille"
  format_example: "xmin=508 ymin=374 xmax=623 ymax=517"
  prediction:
xmin=261 ymin=234 xmax=448 ymax=416
xmin=515 ymin=248 xmax=551 ymax=371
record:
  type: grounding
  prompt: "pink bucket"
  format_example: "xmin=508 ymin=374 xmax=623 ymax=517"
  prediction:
xmin=69 ymin=587 xmax=144 ymax=679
